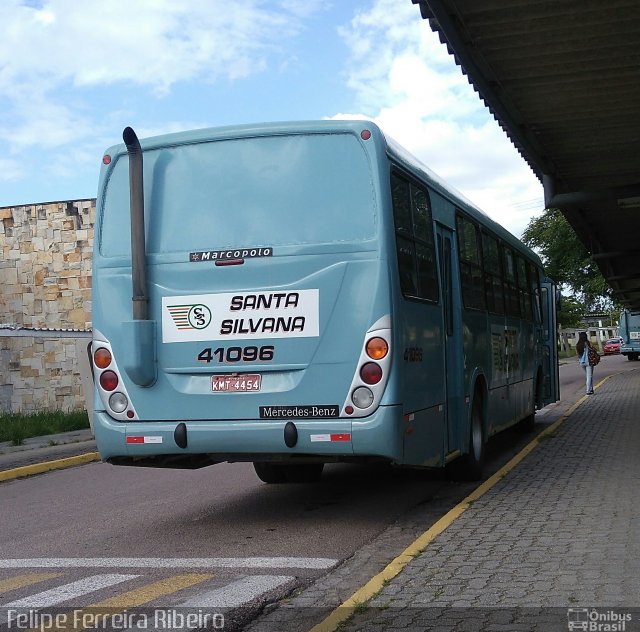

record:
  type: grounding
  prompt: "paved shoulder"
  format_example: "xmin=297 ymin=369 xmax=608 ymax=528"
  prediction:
xmin=0 ymin=429 xmax=96 ymax=472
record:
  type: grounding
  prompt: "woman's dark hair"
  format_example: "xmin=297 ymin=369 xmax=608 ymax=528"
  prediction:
xmin=576 ymin=331 xmax=588 ymax=355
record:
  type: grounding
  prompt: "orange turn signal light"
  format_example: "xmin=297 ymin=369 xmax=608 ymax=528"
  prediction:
xmin=366 ymin=337 xmax=388 ymax=360
xmin=94 ymin=347 xmax=112 ymax=369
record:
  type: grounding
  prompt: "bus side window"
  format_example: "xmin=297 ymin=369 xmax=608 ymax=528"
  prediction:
xmin=392 ymin=174 xmax=418 ymax=296
xmin=412 ymin=187 xmax=438 ymax=301
xmin=397 ymin=237 xmax=418 ymax=296
xmin=503 ymin=247 xmax=521 ymax=318
xmin=455 ymin=213 xmax=485 ymax=311
xmin=391 ymin=171 xmax=438 ymax=302
xmin=481 ymin=232 xmax=505 ymax=315
xmin=517 ymin=258 xmax=533 ymax=321
xmin=392 ymin=172 xmax=412 ymax=234
xmin=533 ymin=268 xmax=543 ymax=324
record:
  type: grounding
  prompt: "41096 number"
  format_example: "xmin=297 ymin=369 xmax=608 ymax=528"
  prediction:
xmin=197 ymin=346 xmax=275 ymax=363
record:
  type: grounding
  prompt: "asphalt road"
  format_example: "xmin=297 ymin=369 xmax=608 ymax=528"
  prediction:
xmin=0 ymin=353 xmax=634 ymax=630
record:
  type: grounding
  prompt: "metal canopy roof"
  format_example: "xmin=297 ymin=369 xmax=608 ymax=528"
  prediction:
xmin=412 ymin=0 xmax=640 ymax=310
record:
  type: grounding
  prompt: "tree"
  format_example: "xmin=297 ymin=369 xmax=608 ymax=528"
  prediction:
xmin=556 ymin=294 xmax=586 ymax=329
xmin=522 ymin=208 xmax=614 ymax=312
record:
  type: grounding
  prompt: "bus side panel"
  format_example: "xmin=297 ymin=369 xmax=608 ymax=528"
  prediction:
xmin=395 ymin=300 xmax=446 ymax=467
xmin=486 ymin=316 xmax=508 ymax=433
xmin=459 ymin=309 xmax=489 ymax=439
xmin=516 ymin=319 xmax=536 ymax=421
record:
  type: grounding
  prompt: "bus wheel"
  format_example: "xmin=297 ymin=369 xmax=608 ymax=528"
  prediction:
xmin=253 ymin=462 xmax=289 ymax=483
xmin=253 ymin=462 xmax=324 ymax=484
xmin=461 ymin=396 xmax=485 ymax=481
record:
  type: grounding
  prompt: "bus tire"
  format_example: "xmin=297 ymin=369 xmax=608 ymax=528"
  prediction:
xmin=253 ymin=462 xmax=324 ymax=484
xmin=253 ymin=462 xmax=289 ymax=483
xmin=461 ymin=395 xmax=485 ymax=481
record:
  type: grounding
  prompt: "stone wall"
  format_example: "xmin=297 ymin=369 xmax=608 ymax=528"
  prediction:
xmin=0 ymin=334 xmax=90 ymax=413
xmin=0 ymin=199 xmax=95 ymax=413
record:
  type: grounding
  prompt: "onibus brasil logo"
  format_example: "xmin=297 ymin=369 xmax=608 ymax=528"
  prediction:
xmin=568 ymin=608 xmax=632 ymax=631
xmin=167 ymin=304 xmax=212 ymax=330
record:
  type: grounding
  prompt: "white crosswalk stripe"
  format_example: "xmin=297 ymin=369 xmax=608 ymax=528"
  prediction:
xmin=182 ymin=575 xmax=294 ymax=608
xmin=0 ymin=568 xmax=308 ymax=625
xmin=2 ymin=574 xmax=138 ymax=608
xmin=0 ymin=557 xmax=336 ymax=570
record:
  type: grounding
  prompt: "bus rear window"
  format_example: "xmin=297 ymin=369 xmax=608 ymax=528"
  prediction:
xmin=100 ymin=133 xmax=376 ymax=256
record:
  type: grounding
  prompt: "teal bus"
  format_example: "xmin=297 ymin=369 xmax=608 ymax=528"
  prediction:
xmin=90 ymin=120 xmax=559 ymax=482
xmin=619 ymin=309 xmax=640 ymax=360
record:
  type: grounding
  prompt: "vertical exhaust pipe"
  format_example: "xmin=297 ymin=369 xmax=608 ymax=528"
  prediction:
xmin=123 ymin=126 xmax=148 ymax=321
xmin=121 ymin=127 xmax=156 ymax=387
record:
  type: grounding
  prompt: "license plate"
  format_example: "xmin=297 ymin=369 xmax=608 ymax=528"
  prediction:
xmin=211 ymin=374 xmax=262 ymax=392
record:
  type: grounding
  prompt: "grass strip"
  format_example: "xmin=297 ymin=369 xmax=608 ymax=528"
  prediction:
xmin=0 ymin=410 xmax=90 ymax=445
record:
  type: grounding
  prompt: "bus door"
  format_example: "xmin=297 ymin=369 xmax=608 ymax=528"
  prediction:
xmin=540 ymin=279 xmax=560 ymax=404
xmin=436 ymin=224 xmax=464 ymax=455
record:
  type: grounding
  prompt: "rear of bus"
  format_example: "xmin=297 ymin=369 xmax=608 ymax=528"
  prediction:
xmin=91 ymin=121 xmax=402 ymax=478
xmin=619 ymin=309 xmax=640 ymax=360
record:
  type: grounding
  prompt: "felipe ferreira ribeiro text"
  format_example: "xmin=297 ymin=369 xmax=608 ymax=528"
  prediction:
xmin=6 ymin=609 xmax=224 ymax=630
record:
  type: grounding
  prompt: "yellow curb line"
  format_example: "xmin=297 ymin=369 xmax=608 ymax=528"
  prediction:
xmin=310 ymin=376 xmax=616 ymax=632
xmin=0 ymin=452 xmax=100 ymax=482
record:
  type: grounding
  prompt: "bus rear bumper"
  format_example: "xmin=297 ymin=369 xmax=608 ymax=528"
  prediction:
xmin=93 ymin=405 xmax=404 ymax=467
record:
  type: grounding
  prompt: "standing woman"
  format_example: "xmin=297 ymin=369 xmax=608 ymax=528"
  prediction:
xmin=576 ymin=331 xmax=597 ymax=394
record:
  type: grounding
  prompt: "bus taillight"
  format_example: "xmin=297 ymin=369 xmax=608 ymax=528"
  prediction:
xmin=100 ymin=370 xmax=119 ymax=391
xmin=366 ymin=337 xmax=388 ymax=360
xmin=360 ymin=362 xmax=383 ymax=385
xmin=92 ymin=336 xmax=139 ymax=421
xmin=94 ymin=347 xmax=112 ymax=369
xmin=352 ymin=387 xmax=374 ymax=409
xmin=109 ymin=392 xmax=129 ymax=413
xmin=342 ymin=315 xmax=392 ymax=418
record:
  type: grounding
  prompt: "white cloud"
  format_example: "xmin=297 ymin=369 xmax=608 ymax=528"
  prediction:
xmin=0 ymin=1 xmax=314 ymax=95
xmin=0 ymin=0 xmax=326 ymax=192
xmin=1 ymin=93 xmax=94 ymax=151
xmin=336 ymin=0 xmax=543 ymax=238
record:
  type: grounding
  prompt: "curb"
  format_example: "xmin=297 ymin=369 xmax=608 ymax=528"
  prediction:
xmin=0 ymin=451 xmax=100 ymax=483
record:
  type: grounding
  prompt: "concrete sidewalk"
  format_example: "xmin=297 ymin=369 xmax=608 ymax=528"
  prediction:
xmin=248 ymin=367 xmax=640 ymax=632
xmin=0 ymin=428 xmax=96 ymax=473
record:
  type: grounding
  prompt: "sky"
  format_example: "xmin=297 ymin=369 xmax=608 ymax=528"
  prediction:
xmin=0 ymin=0 xmax=544 ymax=238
